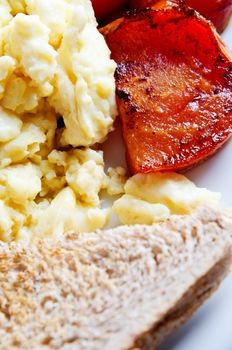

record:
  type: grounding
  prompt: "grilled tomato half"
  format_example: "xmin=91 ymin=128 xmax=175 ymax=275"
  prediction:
xmin=102 ymin=1 xmax=232 ymax=174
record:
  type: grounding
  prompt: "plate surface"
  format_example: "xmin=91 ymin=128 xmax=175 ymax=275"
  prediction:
xmin=103 ymin=18 xmax=232 ymax=350
xmin=157 ymin=21 xmax=232 ymax=350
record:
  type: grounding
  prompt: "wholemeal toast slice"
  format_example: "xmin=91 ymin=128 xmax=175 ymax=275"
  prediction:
xmin=0 ymin=206 xmax=231 ymax=350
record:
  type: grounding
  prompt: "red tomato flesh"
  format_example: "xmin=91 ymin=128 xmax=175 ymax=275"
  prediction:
xmin=91 ymin=0 xmax=128 ymax=20
xmin=102 ymin=5 xmax=232 ymax=174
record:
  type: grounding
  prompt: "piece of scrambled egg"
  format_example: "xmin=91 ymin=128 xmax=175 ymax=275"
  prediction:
xmin=0 ymin=0 xmax=116 ymax=146
xmin=112 ymin=173 xmax=220 ymax=225
xmin=0 ymin=0 xmax=220 ymax=242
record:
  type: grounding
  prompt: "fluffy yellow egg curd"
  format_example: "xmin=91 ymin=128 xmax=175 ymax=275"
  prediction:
xmin=0 ymin=0 xmax=220 ymax=242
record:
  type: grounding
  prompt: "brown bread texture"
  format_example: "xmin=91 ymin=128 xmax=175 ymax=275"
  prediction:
xmin=0 ymin=206 xmax=231 ymax=350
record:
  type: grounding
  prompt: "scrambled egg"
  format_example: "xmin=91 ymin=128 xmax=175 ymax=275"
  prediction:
xmin=0 ymin=0 xmax=220 ymax=242
xmin=0 ymin=0 xmax=116 ymax=146
xmin=0 ymin=146 xmax=110 ymax=241
xmin=112 ymin=173 xmax=220 ymax=225
xmin=0 ymin=0 xmax=116 ymax=241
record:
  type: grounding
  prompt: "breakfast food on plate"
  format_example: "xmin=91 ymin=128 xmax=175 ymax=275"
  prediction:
xmin=0 ymin=0 xmax=231 ymax=348
xmin=102 ymin=0 xmax=232 ymax=173
xmin=0 ymin=206 xmax=231 ymax=350
xmin=130 ymin=0 xmax=232 ymax=33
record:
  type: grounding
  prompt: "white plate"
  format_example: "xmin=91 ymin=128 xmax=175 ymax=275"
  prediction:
xmin=103 ymin=18 xmax=232 ymax=350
